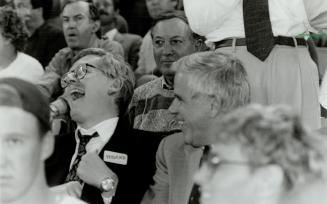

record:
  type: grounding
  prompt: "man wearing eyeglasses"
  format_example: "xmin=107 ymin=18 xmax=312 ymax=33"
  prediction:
xmin=194 ymin=104 xmax=327 ymax=204
xmin=141 ymin=51 xmax=250 ymax=204
xmin=37 ymin=0 xmax=124 ymax=102
xmin=48 ymin=48 xmax=162 ymax=204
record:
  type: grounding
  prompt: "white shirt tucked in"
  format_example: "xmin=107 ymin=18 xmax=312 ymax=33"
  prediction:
xmin=183 ymin=0 xmax=327 ymax=42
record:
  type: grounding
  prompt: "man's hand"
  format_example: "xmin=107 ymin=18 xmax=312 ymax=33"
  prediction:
xmin=77 ymin=152 xmax=118 ymax=190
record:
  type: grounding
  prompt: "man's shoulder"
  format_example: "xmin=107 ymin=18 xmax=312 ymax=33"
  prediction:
xmin=54 ymin=47 xmax=72 ymax=57
xmin=134 ymin=77 xmax=163 ymax=96
xmin=98 ymin=38 xmax=122 ymax=49
xmin=98 ymin=38 xmax=124 ymax=57
xmin=121 ymin=33 xmax=142 ymax=42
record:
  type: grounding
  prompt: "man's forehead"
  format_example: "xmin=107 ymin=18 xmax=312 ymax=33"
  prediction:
xmin=70 ymin=55 xmax=101 ymax=71
xmin=152 ymin=18 xmax=191 ymax=38
xmin=62 ymin=1 xmax=90 ymax=16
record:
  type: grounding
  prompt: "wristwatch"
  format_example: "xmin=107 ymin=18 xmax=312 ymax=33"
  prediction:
xmin=100 ymin=177 xmax=116 ymax=192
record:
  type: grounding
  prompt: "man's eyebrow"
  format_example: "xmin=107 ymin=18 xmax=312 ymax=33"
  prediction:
xmin=62 ymin=13 xmax=84 ymax=18
xmin=170 ymin=35 xmax=184 ymax=38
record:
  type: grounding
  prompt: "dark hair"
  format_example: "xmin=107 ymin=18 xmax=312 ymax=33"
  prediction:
xmin=62 ymin=0 xmax=101 ymax=38
xmin=0 ymin=78 xmax=51 ymax=136
xmin=113 ymin=0 xmax=119 ymax=11
xmin=150 ymin=10 xmax=204 ymax=42
xmin=0 ymin=6 xmax=28 ymax=51
xmin=30 ymin=0 xmax=53 ymax=20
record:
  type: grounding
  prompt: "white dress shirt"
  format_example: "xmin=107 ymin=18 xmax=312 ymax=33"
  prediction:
xmin=183 ymin=0 xmax=327 ymax=42
xmin=51 ymin=117 xmax=119 ymax=203
xmin=69 ymin=117 xmax=119 ymax=169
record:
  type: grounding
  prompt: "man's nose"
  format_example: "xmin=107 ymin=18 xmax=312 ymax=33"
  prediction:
xmin=162 ymin=41 xmax=174 ymax=55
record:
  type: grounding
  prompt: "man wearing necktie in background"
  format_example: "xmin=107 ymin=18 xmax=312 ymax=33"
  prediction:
xmin=184 ymin=0 xmax=327 ymax=130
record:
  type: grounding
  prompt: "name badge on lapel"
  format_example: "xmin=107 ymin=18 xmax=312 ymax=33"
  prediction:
xmin=103 ymin=150 xmax=128 ymax=165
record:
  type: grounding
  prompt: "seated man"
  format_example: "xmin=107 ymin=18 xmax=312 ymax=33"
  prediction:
xmin=135 ymin=0 xmax=180 ymax=77
xmin=128 ymin=11 xmax=206 ymax=135
xmin=94 ymin=0 xmax=142 ymax=70
xmin=47 ymin=48 xmax=163 ymax=204
xmin=0 ymin=77 xmax=85 ymax=204
xmin=194 ymin=104 xmax=327 ymax=204
xmin=141 ymin=51 xmax=250 ymax=204
xmin=37 ymin=0 xmax=124 ymax=101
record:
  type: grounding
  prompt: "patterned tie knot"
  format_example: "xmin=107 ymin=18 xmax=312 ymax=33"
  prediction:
xmin=65 ymin=131 xmax=99 ymax=184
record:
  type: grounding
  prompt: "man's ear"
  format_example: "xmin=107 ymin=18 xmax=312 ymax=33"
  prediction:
xmin=107 ymin=79 xmax=122 ymax=96
xmin=194 ymin=38 xmax=207 ymax=51
xmin=92 ymin=20 xmax=101 ymax=34
xmin=254 ymin=164 xmax=284 ymax=199
xmin=41 ymin=131 xmax=54 ymax=161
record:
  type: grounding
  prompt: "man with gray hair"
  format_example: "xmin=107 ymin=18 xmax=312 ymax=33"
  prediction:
xmin=141 ymin=51 xmax=250 ymax=204
xmin=47 ymin=48 xmax=162 ymax=204
xmin=194 ymin=104 xmax=327 ymax=204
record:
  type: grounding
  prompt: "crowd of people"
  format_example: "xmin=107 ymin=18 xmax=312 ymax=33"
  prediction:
xmin=0 ymin=0 xmax=327 ymax=204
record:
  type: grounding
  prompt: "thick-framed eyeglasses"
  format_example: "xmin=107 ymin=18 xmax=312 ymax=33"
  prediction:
xmin=61 ymin=63 xmax=96 ymax=88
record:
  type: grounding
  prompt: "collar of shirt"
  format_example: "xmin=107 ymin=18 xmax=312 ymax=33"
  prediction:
xmin=75 ymin=117 xmax=119 ymax=154
xmin=104 ymin=28 xmax=118 ymax=41
xmin=161 ymin=76 xmax=173 ymax=90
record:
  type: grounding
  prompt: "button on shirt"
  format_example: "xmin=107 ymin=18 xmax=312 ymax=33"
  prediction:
xmin=184 ymin=0 xmax=327 ymax=42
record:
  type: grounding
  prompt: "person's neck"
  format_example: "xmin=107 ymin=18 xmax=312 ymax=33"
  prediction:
xmin=78 ymin=110 xmax=118 ymax=129
xmin=101 ymin=22 xmax=116 ymax=35
xmin=27 ymin=18 xmax=44 ymax=37
xmin=0 ymin=46 xmax=17 ymax=69
xmin=5 ymin=171 xmax=55 ymax=204
xmin=71 ymin=35 xmax=98 ymax=55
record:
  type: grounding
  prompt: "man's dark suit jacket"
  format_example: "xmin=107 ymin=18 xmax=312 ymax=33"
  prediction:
xmin=46 ymin=117 xmax=165 ymax=204
xmin=25 ymin=22 xmax=66 ymax=67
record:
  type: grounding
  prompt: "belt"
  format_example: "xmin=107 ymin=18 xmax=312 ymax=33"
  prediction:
xmin=214 ymin=36 xmax=307 ymax=49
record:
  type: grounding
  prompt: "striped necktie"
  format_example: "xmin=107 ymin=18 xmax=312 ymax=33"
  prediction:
xmin=65 ymin=131 xmax=98 ymax=184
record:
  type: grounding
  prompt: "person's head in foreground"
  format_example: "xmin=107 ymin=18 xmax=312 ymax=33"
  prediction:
xmin=61 ymin=48 xmax=134 ymax=128
xmin=194 ymin=104 xmax=327 ymax=204
xmin=169 ymin=51 xmax=250 ymax=147
xmin=0 ymin=77 xmax=54 ymax=204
